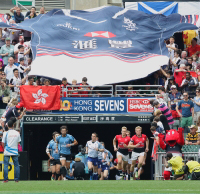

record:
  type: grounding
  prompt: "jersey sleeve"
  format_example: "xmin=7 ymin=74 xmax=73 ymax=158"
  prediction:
xmin=131 ymin=136 xmax=134 ymax=142
xmin=115 ymin=135 xmax=119 ymax=141
xmin=144 ymin=134 xmax=147 ymax=141
xmin=56 ymin=135 xmax=60 ymax=143
xmin=70 ymin=135 xmax=75 ymax=142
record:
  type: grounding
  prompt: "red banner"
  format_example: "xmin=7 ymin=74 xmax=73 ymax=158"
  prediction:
xmin=20 ymin=86 xmax=60 ymax=110
xmin=127 ymin=98 xmax=153 ymax=112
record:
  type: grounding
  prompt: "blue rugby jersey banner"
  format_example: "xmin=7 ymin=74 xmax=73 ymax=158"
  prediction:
xmin=0 ymin=6 xmax=197 ymax=85
xmin=138 ymin=2 xmax=178 ymax=16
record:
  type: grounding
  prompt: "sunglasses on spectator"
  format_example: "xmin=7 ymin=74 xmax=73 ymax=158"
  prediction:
xmin=2 ymin=74 xmax=5 ymax=76
xmin=196 ymin=91 xmax=200 ymax=93
xmin=183 ymin=95 xmax=188 ymax=97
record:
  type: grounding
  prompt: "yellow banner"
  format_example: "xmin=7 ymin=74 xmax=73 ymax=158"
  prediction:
xmin=0 ymin=153 xmax=15 ymax=180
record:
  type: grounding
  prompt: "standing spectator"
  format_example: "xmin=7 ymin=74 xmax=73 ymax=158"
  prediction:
xmin=153 ymin=100 xmax=174 ymax=128
xmin=0 ymin=38 xmax=14 ymax=65
xmin=186 ymin=38 xmax=200 ymax=57
xmin=36 ymin=78 xmax=41 ymax=86
xmin=170 ymin=49 xmax=181 ymax=72
xmin=25 ymin=76 xmax=36 ymax=86
xmin=125 ymin=86 xmax=136 ymax=97
xmin=192 ymin=87 xmax=200 ymax=125
xmin=156 ymin=86 xmax=169 ymax=106
xmin=0 ymin=79 xmax=10 ymax=108
xmin=153 ymin=116 xmax=164 ymax=130
xmin=181 ymin=72 xmax=198 ymax=98
xmin=176 ymin=92 xmax=194 ymax=132
xmin=71 ymin=79 xmax=80 ymax=97
xmin=4 ymin=57 xmax=17 ymax=81
xmin=9 ymin=68 xmax=22 ymax=99
xmin=166 ymin=36 xmax=178 ymax=59
xmin=185 ymin=125 xmax=199 ymax=145
xmin=79 ymin=77 xmax=91 ymax=97
xmin=154 ymin=109 xmax=170 ymax=132
xmin=39 ymin=6 xmax=46 ymax=14
xmin=159 ymin=66 xmax=171 ymax=90
xmin=166 ymin=76 xmax=178 ymax=93
xmin=168 ymin=85 xmax=182 ymax=119
xmin=174 ymin=64 xmax=186 ymax=87
xmin=2 ymin=120 xmax=21 ymax=182
xmin=25 ymin=7 xmax=37 ymax=19
xmin=60 ymin=77 xmax=70 ymax=97
xmin=44 ymin=79 xmax=50 ymax=86
xmin=10 ymin=7 xmax=24 ymax=23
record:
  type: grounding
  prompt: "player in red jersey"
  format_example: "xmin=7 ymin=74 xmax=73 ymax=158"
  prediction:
xmin=60 ymin=77 xmax=71 ymax=97
xmin=127 ymin=126 xmax=149 ymax=179
xmin=79 ymin=77 xmax=91 ymax=97
xmin=113 ymin=126 xmax=138 ymax=179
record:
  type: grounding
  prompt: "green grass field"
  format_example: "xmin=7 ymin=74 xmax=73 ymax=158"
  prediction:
xmin=0 ymin=181 xmax=200 ymax=194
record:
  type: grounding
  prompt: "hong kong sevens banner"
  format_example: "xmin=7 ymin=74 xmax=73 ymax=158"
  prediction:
xmin=50 ymin=97 xmax=154 ymax=114
xmin=0 ymin=6 xmax=197 ymax=85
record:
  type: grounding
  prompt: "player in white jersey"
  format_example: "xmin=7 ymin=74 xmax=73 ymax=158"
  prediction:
xmin=86 ymin=133 xmax=104 ymax=180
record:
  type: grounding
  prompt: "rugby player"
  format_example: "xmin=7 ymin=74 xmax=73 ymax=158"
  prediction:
xmin=127 ymin=126 xmax=149 ymax=179
xmin=113 ymin=126 xmax=131 ymax=179
xmin=46 ymin=131 xmax=61 ymax=180
xmin=56 ymin=126 xmax=78 ymax=180
xmin=165 ymin=153 xmax=184 ymax=180
xmin=184 ymin=157 xmax=200 ymax=180
xmin=85 ymin=133 xmax=104 ymax=180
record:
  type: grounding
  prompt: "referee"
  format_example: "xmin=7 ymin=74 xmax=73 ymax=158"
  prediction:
xmin=2 ymin=120 xmax=21 ymax=183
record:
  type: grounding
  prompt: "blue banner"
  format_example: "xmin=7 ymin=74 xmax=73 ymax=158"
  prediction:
xmin=55 ymin=98 xmax=127 ymax=114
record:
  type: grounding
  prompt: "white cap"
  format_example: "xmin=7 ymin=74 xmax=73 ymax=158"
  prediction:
xmin=180 ymin=64 xmax=185 ymax=68
xmin=171 ymin=85 xmax=177 ymax=89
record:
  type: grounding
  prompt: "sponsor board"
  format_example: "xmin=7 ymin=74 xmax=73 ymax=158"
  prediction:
xmin=127 ymin=98 xmax=153 ymax=112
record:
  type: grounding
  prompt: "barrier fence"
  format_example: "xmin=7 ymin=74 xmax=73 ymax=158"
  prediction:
xmin=154 ymin=152 xmax=199 ymax=180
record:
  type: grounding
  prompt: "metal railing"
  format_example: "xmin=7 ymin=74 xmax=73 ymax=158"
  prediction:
xmin=61 ymin=85 xmax=113 ymax=97
xmin=155 ymin=152 xmax=199 ymax=180
xmin=115 ymin=85 xmax=162 ymax=97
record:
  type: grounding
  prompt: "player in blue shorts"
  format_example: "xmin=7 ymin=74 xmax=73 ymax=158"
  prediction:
xmin=100 ymin=142 xmax=113 ymax=180
xmin=46 ymin=131 xmax=61 ymax=180
xmin=86 ymin=133 xmax=104 ymax=180
xmin=56 ymin=126 xmax=78 ymax=180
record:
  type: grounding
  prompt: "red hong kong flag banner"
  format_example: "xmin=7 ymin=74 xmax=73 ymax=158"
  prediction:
xmin=20 ymin=85 xmax=60 ymax=110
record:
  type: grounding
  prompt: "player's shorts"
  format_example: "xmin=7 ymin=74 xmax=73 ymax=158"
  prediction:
xmin=88 ymin=156 xmax=98 ymax=166
xmin=59 ymin=154 xmax=71 ymax=162
xmin=131 ymin=152 xmax=145 ymax=161
xmin=50 ymin=159 xmax=61 ymax=166
xmin=128 ymin=152 xmax=132 ymax=165
xmin=101 ymin=165 xmax=109 ymax=172
xmin=117 ymin=151 xmax=129 ymax=162
xmin=98 ymin=159 xmax=102 ymax=168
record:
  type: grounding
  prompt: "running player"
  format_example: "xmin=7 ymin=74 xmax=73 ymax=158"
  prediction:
xmin=128 ymin=126 xmax=149 ymax=179
xmin=165 ymin=153 xmax=184 ymax=180
xmin=100 ymin=142 xmax=113 ymax=180
xmin=113 ymin=126 xmax=131 ymax=179
xmin=46 ymin=131 xmax=61 ymax=180
xmin=86 ymin=133 xmax=104 ymax=180
xmin=184 ymin=157 xmax=200 ymax=180
xmin=56 ymin=126 xmax=78 ymax=180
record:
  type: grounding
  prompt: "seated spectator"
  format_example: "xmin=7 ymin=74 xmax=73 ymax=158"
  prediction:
xmin=170 ymin=49 xmax=181 ymax=73
xmin=40 ymin=6 xmax=46 ymax=15
xmin=186 ymin=38 xmax=200 ymax=57
xmin=154 ymin=116 xmax=164 ymax=129
xmin=70 ymin=79 xmax=79 ymax=97
xmin=25 ymin=76 xmax=36 ymax=86
xmin=125 ymin=86 xmax=136 ymax=97
xmin=166 ymin=76 xmax=178 ymax=93
xmin=0 ymin=59 xmax=4 ymax=72
xmin=168 ymin=85 xmax=182 ymax=119
xmin=4 ymin=57 xmax=17 ymax=81
xmin=156 ymin=86 xmax=169 ymax=106
xmin=185 ymin=125 xmax=199 ymax=145
xmin=181 ymin=72 xmax=198 ymax=98
xmin=192 ymin=54 xmax=198 ymax=70
xmin=174 ymin=64 xmax=186 ymax=87
xmin=179 ymin=51 xmax=187 ymax=65
xmin=72 ymin=157 xmax=85 ymax=180
xmin=60 ymin=77 xmax=71 ymax=97
xmin=154 ymin=109 xmax=170 ymax=132
xmin=44 ymin=79 xmax=50 ymax=86
xmin=10 ymin=7 xmax=24 ymax=23
xmin=192 ymin=87 xmax=200 ymax=125
xmin=0 ymin=79 xmax=10 ymax=108
xmin=25 ymin=7 xmax=37 ymax=19
xmin=153 ymin=100 xmax=174 ymax=128
xmin=79 ymin=77 xmax=91 ymax=97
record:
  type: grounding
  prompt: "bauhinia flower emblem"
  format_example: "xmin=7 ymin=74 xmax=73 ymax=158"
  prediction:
xmin=32 ymin=89 xmax=48 ymax=105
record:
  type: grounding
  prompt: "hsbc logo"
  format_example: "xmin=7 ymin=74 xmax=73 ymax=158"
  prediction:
xmin=143 ymin=100 xmax=149 ymax=104
xmin=84 ymin=31 xmax=116 ymax=38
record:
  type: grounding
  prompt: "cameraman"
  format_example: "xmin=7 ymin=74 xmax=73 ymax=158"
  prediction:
xmin=75 ymin=145 xmax=89 ymax=179
xmin=0 ymin=129 xmax=4 ymax=152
